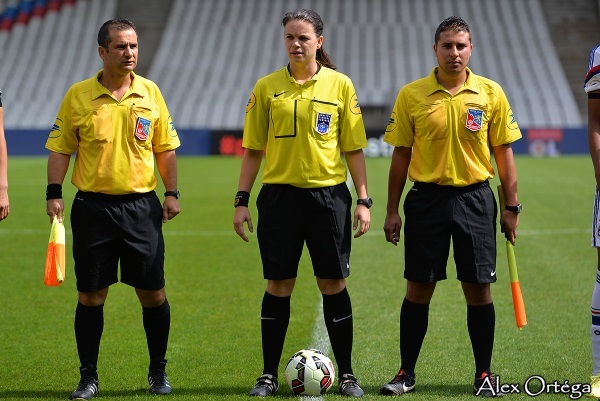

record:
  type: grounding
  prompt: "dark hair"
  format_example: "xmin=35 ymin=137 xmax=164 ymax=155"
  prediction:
xmin=98 ymin=19 xmax=136 ymax=49
xmin=434 ymin=16 xmax=471 ymax=44
xmin=281 ymin=9 xmax=336 ymax=70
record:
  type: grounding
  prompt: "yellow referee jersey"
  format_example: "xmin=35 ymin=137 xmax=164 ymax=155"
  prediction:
xmin=46 ymin=71 xmax=180 ymax=194
xmin=243 ymin=65 xmax=367 ymax=188
xmin=384 ymin=67 xmax=522 ymax=186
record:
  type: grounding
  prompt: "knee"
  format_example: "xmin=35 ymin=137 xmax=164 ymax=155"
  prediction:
xmin=78 ymin=289 xmax=108 ymax=306
xmin=266 ymin=279 xmax=295 ymax=297
xmin=462 ymin=282 xmax=492 ymax=305
xmin=317 ymin=278 xmax=346 ymax=295
xmin=136 ymin=287 xmax=166 ymax=308
xmin=405 ymin=281 xmax=435 ymax=304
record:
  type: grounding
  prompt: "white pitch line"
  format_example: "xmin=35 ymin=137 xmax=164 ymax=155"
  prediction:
xmin=311 ymin=299 xmax=330 ymax=354
xmin=300 ymin=168 xmax=344 ymax=399
xmin=307 ymin=298 xmax=329 ymax=401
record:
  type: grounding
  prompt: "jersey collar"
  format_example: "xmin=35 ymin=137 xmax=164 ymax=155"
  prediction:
xmin=286 ymin=62 xmax=323 ymax=83
xmin=426 ymin=66 xmax=480 ymax=96
xmin=92 ymin=70 xmax=143 ymax=100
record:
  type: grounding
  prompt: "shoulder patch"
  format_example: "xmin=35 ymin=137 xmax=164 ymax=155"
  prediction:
xmin=49 ymin=118 xmax=63 ymax=138
xmin=350 ymin=93 xmax=361 ymax=115
xmin=246 ymin=92 xmax=256 ymax=113
xmin=168 ymin=116 xmax=177 ymax=137
xmin=506 ymin=108 xmax=519 ymax=130
xmin=385 ymin=112 xmax=397 ymax=132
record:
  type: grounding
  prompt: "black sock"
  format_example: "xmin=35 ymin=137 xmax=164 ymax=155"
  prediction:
xmin=400 ymin=298 xmax=429 ymax=376
xmin=74 ymin=302 xmax=104 ymax=370
xmin=322 ymin=287 xmax=353 ymax=377
xmin=261 ymin=292 xmax=291 ymax=377
xmin=467 ymin=303 xmax=495 ymax=378
xmin=143 ymin=299 xmax=171 ymax=369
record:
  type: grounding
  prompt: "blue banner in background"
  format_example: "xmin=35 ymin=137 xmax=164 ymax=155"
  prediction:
xmin=519 ymin=128 xmax=588 ymax=156
xmin=4 ymin=127 xmax=589 ymax=156
xmin=173 ymin=129 xmax=211 ymax=155
xmin=362 ymin=128 xmax=589 ymax=158
xmin=5 ymin=130 xmax=48 ymax=155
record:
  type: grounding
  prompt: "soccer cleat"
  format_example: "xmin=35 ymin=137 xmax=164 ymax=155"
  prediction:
xmin=473 ymin=372 xmax=505 ymax=397
xmin=587 ymin=375 xmax=600 ymax=398
xmin=148 ymin=360 xmax=172 ymax=395
xmin=380 ymin=369 xmax=416 ymax=395
xmin=339 ymin=373 xmax=365 ymax=397
xmin=70 ymin=366 xmax=99 ymax=400
xmin=249 ymin=374 xmax=279 ymax=397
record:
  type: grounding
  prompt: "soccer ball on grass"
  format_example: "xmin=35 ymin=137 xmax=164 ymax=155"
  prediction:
xmin=284 ymin=349 xmax=335 ymax=396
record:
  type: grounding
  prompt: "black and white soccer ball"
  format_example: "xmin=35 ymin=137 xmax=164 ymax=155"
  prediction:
xmin=284 ymin=349 xmax=335 ymax=396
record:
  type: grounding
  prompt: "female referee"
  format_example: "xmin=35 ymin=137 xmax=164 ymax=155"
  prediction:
xmin=233 ymin=8 xmax=371 ymax=398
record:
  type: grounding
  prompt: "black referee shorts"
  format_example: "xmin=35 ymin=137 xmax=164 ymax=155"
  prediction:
xmin=70 ymin=191 xmax=165 ymax=292
xmin=256 ymin=183 xmax=352 ymax=280
xmin=403 ymin=181 xmax=497 ymax=284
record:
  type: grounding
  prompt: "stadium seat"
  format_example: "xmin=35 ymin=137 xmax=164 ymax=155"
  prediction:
xmin=0 ymin=0 xmax=585 ymax=130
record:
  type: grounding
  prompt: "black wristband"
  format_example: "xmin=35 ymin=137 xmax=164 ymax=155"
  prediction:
xmin=164 ymin=190 xmax=180 ymax=199
xmin=234 ymin=191 xmax=250 ymax=208
xmin=46 ymin=184 xmax=63 ymax=200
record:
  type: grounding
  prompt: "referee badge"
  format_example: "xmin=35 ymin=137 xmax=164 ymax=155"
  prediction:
xmin=466 ymin=108 xmax=483 ymax=131
xmin=316 ymin=112 xmax=332 ymax=135
xmin=134 ymin=116 xmax=151 ymax=140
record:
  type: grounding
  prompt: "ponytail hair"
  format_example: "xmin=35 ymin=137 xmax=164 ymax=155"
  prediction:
xmin=282 ymin=9 xmax=336 ymax=70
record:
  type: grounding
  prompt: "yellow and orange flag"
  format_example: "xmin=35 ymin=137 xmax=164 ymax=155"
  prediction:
xmin=506 ymin=240 xmax=527 ymax=329
xmin=44 ymin=216 xmax=65 ymax=286
xmin=497 ymin=185 xmax=527 ymax=329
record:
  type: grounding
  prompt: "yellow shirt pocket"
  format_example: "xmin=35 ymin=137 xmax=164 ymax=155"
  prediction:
xmin=414 ymin=101 xmax=447 ymax=141
xmin=82 ymin=105 xmax=113 ymax=145
xmin=270 ymin=98 xmax=296 ymax=138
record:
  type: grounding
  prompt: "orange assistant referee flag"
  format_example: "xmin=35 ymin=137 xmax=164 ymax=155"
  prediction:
xmin=44 ymin=216 xmax=65 ymax=286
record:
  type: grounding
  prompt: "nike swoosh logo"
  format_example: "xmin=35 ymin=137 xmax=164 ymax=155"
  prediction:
xmin=491 ymin=271 xmax=496 ymax=277
xmin=274 ymin=91 xmax=289 ymax=98
xmin=333 ymin=314 xmax=352 ymax=323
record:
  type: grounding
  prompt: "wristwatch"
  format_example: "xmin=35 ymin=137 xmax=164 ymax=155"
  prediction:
xmin=357 ymin=197 xmax=373 ymax=208
xmin=164 ymin=190 xmax=180 ymax=199
xmin=505 ymin=203 xmax=522 ymax=213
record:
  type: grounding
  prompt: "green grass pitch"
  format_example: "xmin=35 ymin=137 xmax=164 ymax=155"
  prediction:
xmin=0 ymin=155 xmax=594 ymax=400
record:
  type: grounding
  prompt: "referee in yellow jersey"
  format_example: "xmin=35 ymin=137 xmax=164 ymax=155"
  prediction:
xmin=45 ymin=19 xmax=180 ymax=400
xmin=233 ymin=9 xmax=371 ymax=398
xmin=380 ymin=17 xmax=521 ymax=398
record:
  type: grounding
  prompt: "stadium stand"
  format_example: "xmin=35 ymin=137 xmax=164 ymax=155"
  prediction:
xmin=0 ymin=0 xmax=591 ymax=130
xmin=148 ymin=0 xmax=582 ymax=129
xmin=0 ymin=0 xmax=116 ymax=128
xmin=542 ymin=0 xmax=600 ymax=130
